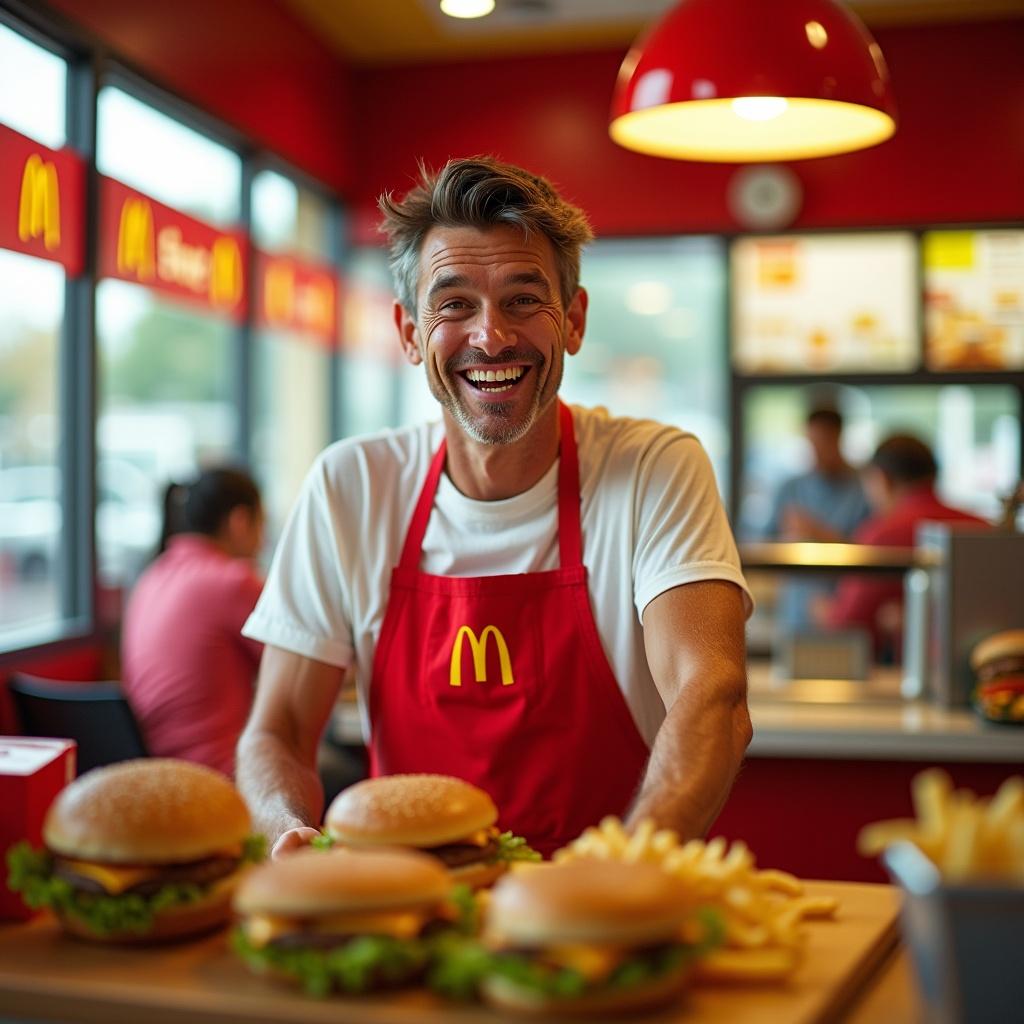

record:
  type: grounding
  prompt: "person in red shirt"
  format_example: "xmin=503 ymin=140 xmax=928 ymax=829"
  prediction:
xmin=817 ymin=434 xmax=988 ymax=660
xmin=121 ymin=467 xmax=265 ymax=776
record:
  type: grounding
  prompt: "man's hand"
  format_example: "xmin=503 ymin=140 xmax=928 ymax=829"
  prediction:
xmin=271 ymin=826 xmax=324 ymax=859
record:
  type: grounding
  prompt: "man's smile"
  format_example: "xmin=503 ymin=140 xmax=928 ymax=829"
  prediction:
xmin=457 ymin=364 xmax=533 ymax=398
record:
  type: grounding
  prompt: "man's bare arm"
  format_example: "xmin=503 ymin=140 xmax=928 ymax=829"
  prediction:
xmin=626 ymin=580 xmax=751 ymax=839
xmin=236 ymin=645 xmax=345 ymax=853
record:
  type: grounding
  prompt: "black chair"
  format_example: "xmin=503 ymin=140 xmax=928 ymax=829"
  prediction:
xmin=8 ymin=673 xmax=148 ymax=775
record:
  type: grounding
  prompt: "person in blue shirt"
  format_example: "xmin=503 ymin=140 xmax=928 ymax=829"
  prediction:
xmin=766 ymin=407 xmax=872 ymax=633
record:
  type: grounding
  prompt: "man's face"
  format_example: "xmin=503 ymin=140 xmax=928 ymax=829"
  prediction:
xmin=395 ymin=224 xmax=586 ymax=446
xmin=806 ymin=421 xmax=843 ymax=474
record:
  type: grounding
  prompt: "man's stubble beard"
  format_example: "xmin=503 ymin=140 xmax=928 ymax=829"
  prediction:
xmin=427 ymin=351 xmax=563 ymax=447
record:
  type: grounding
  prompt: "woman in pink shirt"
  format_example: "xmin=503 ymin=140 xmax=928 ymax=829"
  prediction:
xmin=121 ymin=467 xmax=265 ymax=776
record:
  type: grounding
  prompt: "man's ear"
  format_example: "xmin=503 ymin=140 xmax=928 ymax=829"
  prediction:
xmin=565 ymin=287 xmax=588 ymax=357
xmin=394 ymin=301 xmax=423 ymax=366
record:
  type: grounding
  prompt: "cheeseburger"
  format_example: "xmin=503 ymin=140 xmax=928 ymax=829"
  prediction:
xmin=479 ymin=859 xmax=710 ymax=1015
xmin=6 ymin=758 xmax=262 ymax=942
xmin=233 ymin=847 xmax=454 ymax=994
xmin=323 ymin=774 xmax=539 ymax=888
xmin=970 ymin=629 xmax=1024 ymax=723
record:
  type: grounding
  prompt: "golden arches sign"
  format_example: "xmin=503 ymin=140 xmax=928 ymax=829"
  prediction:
xmin=116 ymin=197 xmax=155 ymax=280
xmin=18 ymin=155 xmax=60 ymax=251
xmin=449 ymin=625 xmax=515 ymax=688
xmin=263 ymin=261 xmax=295 ymax=322
xmin=209 ymin=236 xmax=243 ymax=307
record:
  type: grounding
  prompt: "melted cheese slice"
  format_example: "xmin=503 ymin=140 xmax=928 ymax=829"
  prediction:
xmin=457 ymin=828 xmax=498 ymax=848
xmin=543 ymin=945 xmax=627 ymax=982
xmin=244 ymin=909 xmax=430 ymax=949
xmin=58 ymin=860 xmax=162 ymax=895
xmin=57 ymin=845 xmax=244 ymax=896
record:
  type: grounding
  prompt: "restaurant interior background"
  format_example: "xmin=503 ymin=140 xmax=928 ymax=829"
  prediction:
xmin=1 ymin=0 xmax=1022 ymax=880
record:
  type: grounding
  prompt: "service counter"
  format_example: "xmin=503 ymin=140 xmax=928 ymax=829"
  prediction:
xmin=746 ymin=663 xmax=1024 ymax=763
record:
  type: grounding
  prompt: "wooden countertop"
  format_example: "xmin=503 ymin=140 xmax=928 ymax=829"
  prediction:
xmin=0 ymin=881 xmax=905 ymax=1024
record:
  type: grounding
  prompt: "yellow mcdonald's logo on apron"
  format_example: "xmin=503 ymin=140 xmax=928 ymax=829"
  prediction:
xmin=450 ymin=625 xmax=515 ymax=688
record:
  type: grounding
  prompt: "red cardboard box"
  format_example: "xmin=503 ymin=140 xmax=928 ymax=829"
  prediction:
xmin=0 ymin=737 xmax=76 ymax=921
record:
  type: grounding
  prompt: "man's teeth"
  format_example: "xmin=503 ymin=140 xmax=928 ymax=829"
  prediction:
xmin=465 ymin=367 xmax=525 ymax=384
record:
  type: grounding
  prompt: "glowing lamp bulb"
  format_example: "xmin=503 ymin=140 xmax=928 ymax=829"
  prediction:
xmin=440 ymin=0 xmax=495 ymax=18
xmin=732 ymin=97 xmax=789 ymax=122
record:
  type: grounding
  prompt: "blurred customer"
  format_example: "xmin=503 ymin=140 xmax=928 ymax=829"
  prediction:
xmin=766 ymin=407 xmax=871 ymax=631
xmin=122 ymin=467 xmax=265 ymax=776
xmin=818 ymin=434 xmax=988 ymax=660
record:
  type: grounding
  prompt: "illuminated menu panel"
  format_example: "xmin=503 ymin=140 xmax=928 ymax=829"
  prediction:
xmin=731 ymin=233 xmax=918 ymax=374
xmin=924 ymin=229 xmax=1024 ymax=371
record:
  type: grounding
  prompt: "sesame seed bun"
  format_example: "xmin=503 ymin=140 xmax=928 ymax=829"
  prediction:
xmin=43 ymin=759 xmax=251 ymax=864
xmin=486 ymin=860 xmax=693 ymax=948
xmin=324 ymin=774 xmax=497 ymax=848
xmin=234 ymin=847 xmax=452 ymax=918
xmin=970 ymin=629 xmax=1024 ymax=671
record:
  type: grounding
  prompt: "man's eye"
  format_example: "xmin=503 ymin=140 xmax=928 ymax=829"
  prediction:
xmin=512 ymin=295 xmax=540 ymax=306
xmin=440 ymin=299 xmax=468 ymax=311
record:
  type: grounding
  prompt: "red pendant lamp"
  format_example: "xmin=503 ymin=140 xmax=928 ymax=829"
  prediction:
xmin=610 ymin=0 xmax=897 ymax=162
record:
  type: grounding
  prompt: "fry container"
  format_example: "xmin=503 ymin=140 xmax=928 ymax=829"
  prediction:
xmin=884 ymin=841 xmax=1024 ymax=1024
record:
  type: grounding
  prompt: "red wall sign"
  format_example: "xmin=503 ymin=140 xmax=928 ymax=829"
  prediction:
xmin=256 ymin=252 xmax=339 ymax=345
xmin=0 ymin=122 xmax=86 ymax=276
xmin=98 ymin=176 xmax=248 ymax=322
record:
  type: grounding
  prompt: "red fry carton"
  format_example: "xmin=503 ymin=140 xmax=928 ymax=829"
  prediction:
xmin=0 ymin=737 xmax=76 ymax=921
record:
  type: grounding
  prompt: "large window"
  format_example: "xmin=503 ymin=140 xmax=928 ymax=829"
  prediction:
xmin=739 ymin=382 xmax=1020 ymax=539
xmin=95 ymin=86 xmax=242 ymax=590
xmin=339 ymin=247 xmax=404 ymax=437
xmin=0 ymin=25 xmax=69 ymax=650
xmin=562 ymin=237 xmax=730 ymax=489
xmin=251 ymin=169 xmax=335 ymax=544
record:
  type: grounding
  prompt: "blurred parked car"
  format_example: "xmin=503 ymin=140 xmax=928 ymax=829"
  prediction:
xmin=0 ymin=460 xmax=161 ymax=587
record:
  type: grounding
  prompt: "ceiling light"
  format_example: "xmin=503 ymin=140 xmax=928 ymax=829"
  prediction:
xmin=610 ymin=0 xmax=897 ymax=162
xmin=440 ymin=0 xmax=496 ymax=19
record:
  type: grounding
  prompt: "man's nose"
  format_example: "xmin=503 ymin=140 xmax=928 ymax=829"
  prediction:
xmin=470 ymin=306 xmax=515 ymax=355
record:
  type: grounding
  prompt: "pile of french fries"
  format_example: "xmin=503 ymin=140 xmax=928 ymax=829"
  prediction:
xmin=858 ymin=769 xmax=1024 ymax=881
xmin=554 ymin=817 xmax=838 ymax=982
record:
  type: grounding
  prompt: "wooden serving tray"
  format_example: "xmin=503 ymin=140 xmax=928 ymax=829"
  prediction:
xmin=0 ymin=881 xmax=900 ymax=1024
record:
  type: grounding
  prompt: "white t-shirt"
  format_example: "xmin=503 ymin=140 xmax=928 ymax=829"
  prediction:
xmin=243 ymin=405 xmax=752 ymax=746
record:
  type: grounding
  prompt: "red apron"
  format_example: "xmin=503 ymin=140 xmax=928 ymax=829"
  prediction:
xmin=368 ymin=402 xmax=650 ymax=857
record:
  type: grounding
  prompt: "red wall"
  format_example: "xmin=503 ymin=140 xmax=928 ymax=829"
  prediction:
xmin=710 ymin=758 xmax=1019 ymax=882
xmin=45 ymin=0 xmax=354 ymax=194
xmin=351 ymin=19 xmax=1024 ymax=241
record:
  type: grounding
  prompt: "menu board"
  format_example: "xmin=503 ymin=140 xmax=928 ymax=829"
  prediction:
xmin=924 ymin=229 xmax=1024 ymax=371
xmin=731 ymin=233 xmax=918 ymax=374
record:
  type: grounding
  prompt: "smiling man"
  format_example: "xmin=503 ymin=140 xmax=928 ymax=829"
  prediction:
xmin=237 ymin=157 xmax=753 ymax=859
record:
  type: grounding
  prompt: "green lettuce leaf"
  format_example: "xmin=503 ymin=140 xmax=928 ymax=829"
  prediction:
xmin=242 ymin=834 xmax=268 ymax=864
xmin=231 ymin=927 xmax=428 ymax=997
xmin=425 ymin=933 xmax=495 ymax=1000
xmin=446 ymin=882 xmax=479 ymax=935
xmin=310 ymin=832 xmax=336 ymax=851
xmin=6 ymin=838 xmax=262 ymax=937
xmin=493 ymin=831 xmax=542 ymax=863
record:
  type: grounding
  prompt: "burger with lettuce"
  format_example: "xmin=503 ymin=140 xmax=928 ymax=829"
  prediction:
xmin=7 ymin=758 xmax=264 ymax=942
xmin=319 ymin=774 xmax=539 ymax=888
xmin=232 ymin=846 xmax=461 ymax=995
xmin=474 ymin=859 xmax=719 ymax=1014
